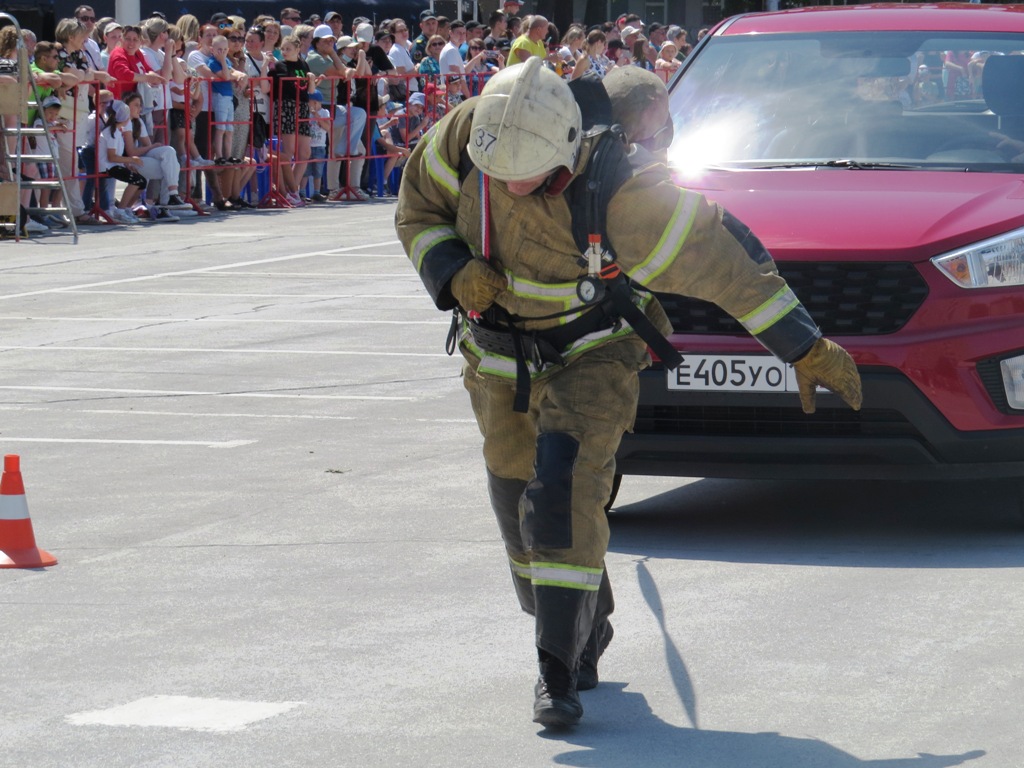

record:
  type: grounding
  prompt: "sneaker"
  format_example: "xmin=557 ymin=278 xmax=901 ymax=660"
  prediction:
xmin=164 ymin=194 xmax=189 ymax=209
xmin=190 ymin=156 xmax=215 ymax=167
xmin=44 ymin=214 xmax=69 ymax=228
xmin=109 ymin=208 xmax=135 ymax=225
xmin=533 ymin=650 xmax=583 ymax=728
xmin=352 ymin=188 xmax=370 ymax=202
xmin=132 ymin=206 xmax=152 ymax=219
xmin=309 ymin=193 xmax=327 ymax=203
xmin=213 ymin=199 xmax=235 ymax=212
xmin=285 ymin=192 xmax=304 ymax=207
xmin=174 ymin=207 xmax=200 ymax=218
xmin=24 ymin=218 xmax=49 ymax=233
xmin=154 ymin=208 xmax=180 ymax=222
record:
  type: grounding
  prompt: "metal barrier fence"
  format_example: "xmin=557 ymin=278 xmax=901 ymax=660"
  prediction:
xmin=39 ymin=70 xmax=478 ymax=214
xmin=34 ymin=66 xmax=670 ymax=216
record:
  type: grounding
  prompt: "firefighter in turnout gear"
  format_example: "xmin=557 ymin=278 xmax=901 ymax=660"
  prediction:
xmin=395 ymin=58 xmax=862 ymax=729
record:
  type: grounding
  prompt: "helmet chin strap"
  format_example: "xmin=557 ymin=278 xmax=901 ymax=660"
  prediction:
xmin=545 ymin=166 xmax=574 ymax=196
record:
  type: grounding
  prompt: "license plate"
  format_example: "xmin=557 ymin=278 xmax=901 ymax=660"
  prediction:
xmin=666 ymin=354 xmax=801 ymax=392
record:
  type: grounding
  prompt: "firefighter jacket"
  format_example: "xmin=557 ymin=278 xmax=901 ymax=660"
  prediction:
xmin=395 ymin=98 xmax=821 ymax=380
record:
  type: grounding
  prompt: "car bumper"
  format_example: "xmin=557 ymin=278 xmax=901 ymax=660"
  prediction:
xmin=616 ymin=366 xmax=1024 ymax=481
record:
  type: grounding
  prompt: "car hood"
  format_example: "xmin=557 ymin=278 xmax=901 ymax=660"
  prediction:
xmin=672 ymin=168 xmax=1024 ymax=261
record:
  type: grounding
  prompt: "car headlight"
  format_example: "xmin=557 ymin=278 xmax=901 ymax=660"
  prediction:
xmin=932 ymin=227 xmax=1024 ymax=288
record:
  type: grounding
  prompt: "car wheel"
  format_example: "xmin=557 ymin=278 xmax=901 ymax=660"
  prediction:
xmin=604 ymin=473 xmax=623 ymax=514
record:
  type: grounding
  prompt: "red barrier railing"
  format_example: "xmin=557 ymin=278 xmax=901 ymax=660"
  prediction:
xmin=26 ymin=68 xmax=561 ymax=222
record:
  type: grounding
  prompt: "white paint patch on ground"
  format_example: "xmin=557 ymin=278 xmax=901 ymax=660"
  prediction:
xmin=67 ymin=695 xmax=303 ymax=732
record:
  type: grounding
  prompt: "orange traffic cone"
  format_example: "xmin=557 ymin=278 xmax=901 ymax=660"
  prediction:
xmin=0 ymin=454 xmax=57 ymax=569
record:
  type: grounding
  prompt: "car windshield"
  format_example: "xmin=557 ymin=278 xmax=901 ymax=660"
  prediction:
xmin=666 ymin=30 xmax=1024 ymax=175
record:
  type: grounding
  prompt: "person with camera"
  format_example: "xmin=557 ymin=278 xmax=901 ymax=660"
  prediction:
xmin=465 ymin=38 xmax=503 ymax=96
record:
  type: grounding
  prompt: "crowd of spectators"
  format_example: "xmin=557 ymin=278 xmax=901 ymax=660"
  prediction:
xmin=2 ymin=3 xmax=693 ymax=237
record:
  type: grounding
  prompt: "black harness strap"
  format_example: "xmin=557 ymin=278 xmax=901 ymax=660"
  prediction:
xmin=606 ymin=280 xmax=683 ymax=369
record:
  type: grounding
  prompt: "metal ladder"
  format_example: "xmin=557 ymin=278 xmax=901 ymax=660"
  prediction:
xmin=0 ymin=12 xmax=79 ymax=242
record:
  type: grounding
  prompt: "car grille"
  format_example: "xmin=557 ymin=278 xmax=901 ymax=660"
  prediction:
xmin=633 ymin=405 xmax=921 ymax=438
xmin=654 ymin=262 xmax=929 ymax=336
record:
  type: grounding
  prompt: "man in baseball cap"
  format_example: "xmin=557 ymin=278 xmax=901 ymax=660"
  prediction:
xmin=502 ymin=0 xmax=522 ymax=15
xmin=324 ymin=11 xmax=344 ymax=37
xmin=312 ymin=23 xmax=336 ymax=42
xmin=414 ymin=10 xmax=438 ymax=63
xmin=355 ymin=22 xmax=374 ymax=44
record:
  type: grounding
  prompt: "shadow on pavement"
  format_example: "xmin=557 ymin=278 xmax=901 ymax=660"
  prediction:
xmin=607 ymin=477 xmax=1024 ymax=568
xmin=542 ymin=561 xmax=985 ymax=767
xmin=544 ymin=686 xmax=985 ymax=768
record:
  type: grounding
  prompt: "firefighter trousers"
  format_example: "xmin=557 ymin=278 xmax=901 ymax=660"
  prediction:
xmin=464 ymin=337 xmax=648 ymax=670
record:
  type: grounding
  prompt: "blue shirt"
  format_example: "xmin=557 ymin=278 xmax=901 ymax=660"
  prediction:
xmin=208 ymin=56 xmax=234 ymax=97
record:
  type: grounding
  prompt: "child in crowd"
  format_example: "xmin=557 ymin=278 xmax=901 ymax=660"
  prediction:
xmin=123 ymin=91 xmax=186 ymax=221
xmin=207 ymin=34 xmax=236 ymax=161
xmin=98 ymin=101 xmax=149 ymax=224
xmin=373 ymin=100 xmax=408 ymax=194
xmin=302 ymin=90 xmax=331 ymax=202
xmin=389 ymin=92 xmax=431 ymax=154
xmin=32 ymin=96 xmax=66 ymax=224
xmin=655 ymin=42 xmax=681 ymax=75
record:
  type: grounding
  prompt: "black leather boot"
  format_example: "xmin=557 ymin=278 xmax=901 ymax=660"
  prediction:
xmin=533 ymin=649 xmax=583 ymax=728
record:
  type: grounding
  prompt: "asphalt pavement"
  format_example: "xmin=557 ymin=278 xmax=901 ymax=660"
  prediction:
xmin=0 ymin=203 xmax=1019 ymax=767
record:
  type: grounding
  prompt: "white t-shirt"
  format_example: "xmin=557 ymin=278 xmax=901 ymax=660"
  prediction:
xmin=387 ymin=43 xmax=419 ymax=92
xmin=82 ymin=37 xmax=102 ymax=71
xmin=141 ymin=46 xmax=169 ymax=110
xmin=243 ymin=51 xmax=270 ymax=118
xmin=32 ymin=117 xmax=59 ymax=161
xmin=97 ymin=124 xmax=125 ymax=172
xmin=187 ymin=48 xmax=212 ymax=111
xmin=439 ymin=42 xmax=465 ymax=78
xmin=82 ymin=112 xmax=100 ymax=148
xmin=169 ymin=56 xmax=188 ymax=107
xmin=309 ymin=107 xmax=329 ymax=147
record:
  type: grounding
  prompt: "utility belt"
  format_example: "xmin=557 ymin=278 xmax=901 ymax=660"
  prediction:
xmin=468 ymin=300 xmax=620 ymax=368
xmin=452 ymin=276 xmax=682 ymax=414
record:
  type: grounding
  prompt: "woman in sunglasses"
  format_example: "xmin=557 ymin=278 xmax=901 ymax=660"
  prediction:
xmin=417 ymin=34 xmax=446 ymax=97
xmin=464 ymin=40 xmax=502 ymax=97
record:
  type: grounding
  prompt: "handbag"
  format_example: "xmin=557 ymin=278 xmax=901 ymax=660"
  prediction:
xmin=251 ymin=112 xmax=269 ymax=146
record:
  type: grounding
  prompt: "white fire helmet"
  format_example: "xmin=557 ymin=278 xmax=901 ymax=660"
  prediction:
xmin=467 ymin=57 xmax=582 ymax=182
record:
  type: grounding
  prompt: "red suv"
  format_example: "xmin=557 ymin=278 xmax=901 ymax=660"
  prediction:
xmin=615 ymin=4 xmax=1024 ymax=505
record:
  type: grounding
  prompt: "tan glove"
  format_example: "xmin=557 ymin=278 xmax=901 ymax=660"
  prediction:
xmin=792 ymin=338 xmax=863 ymax=414
xmin=450 ymin=259 xmax=507 ymax=313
